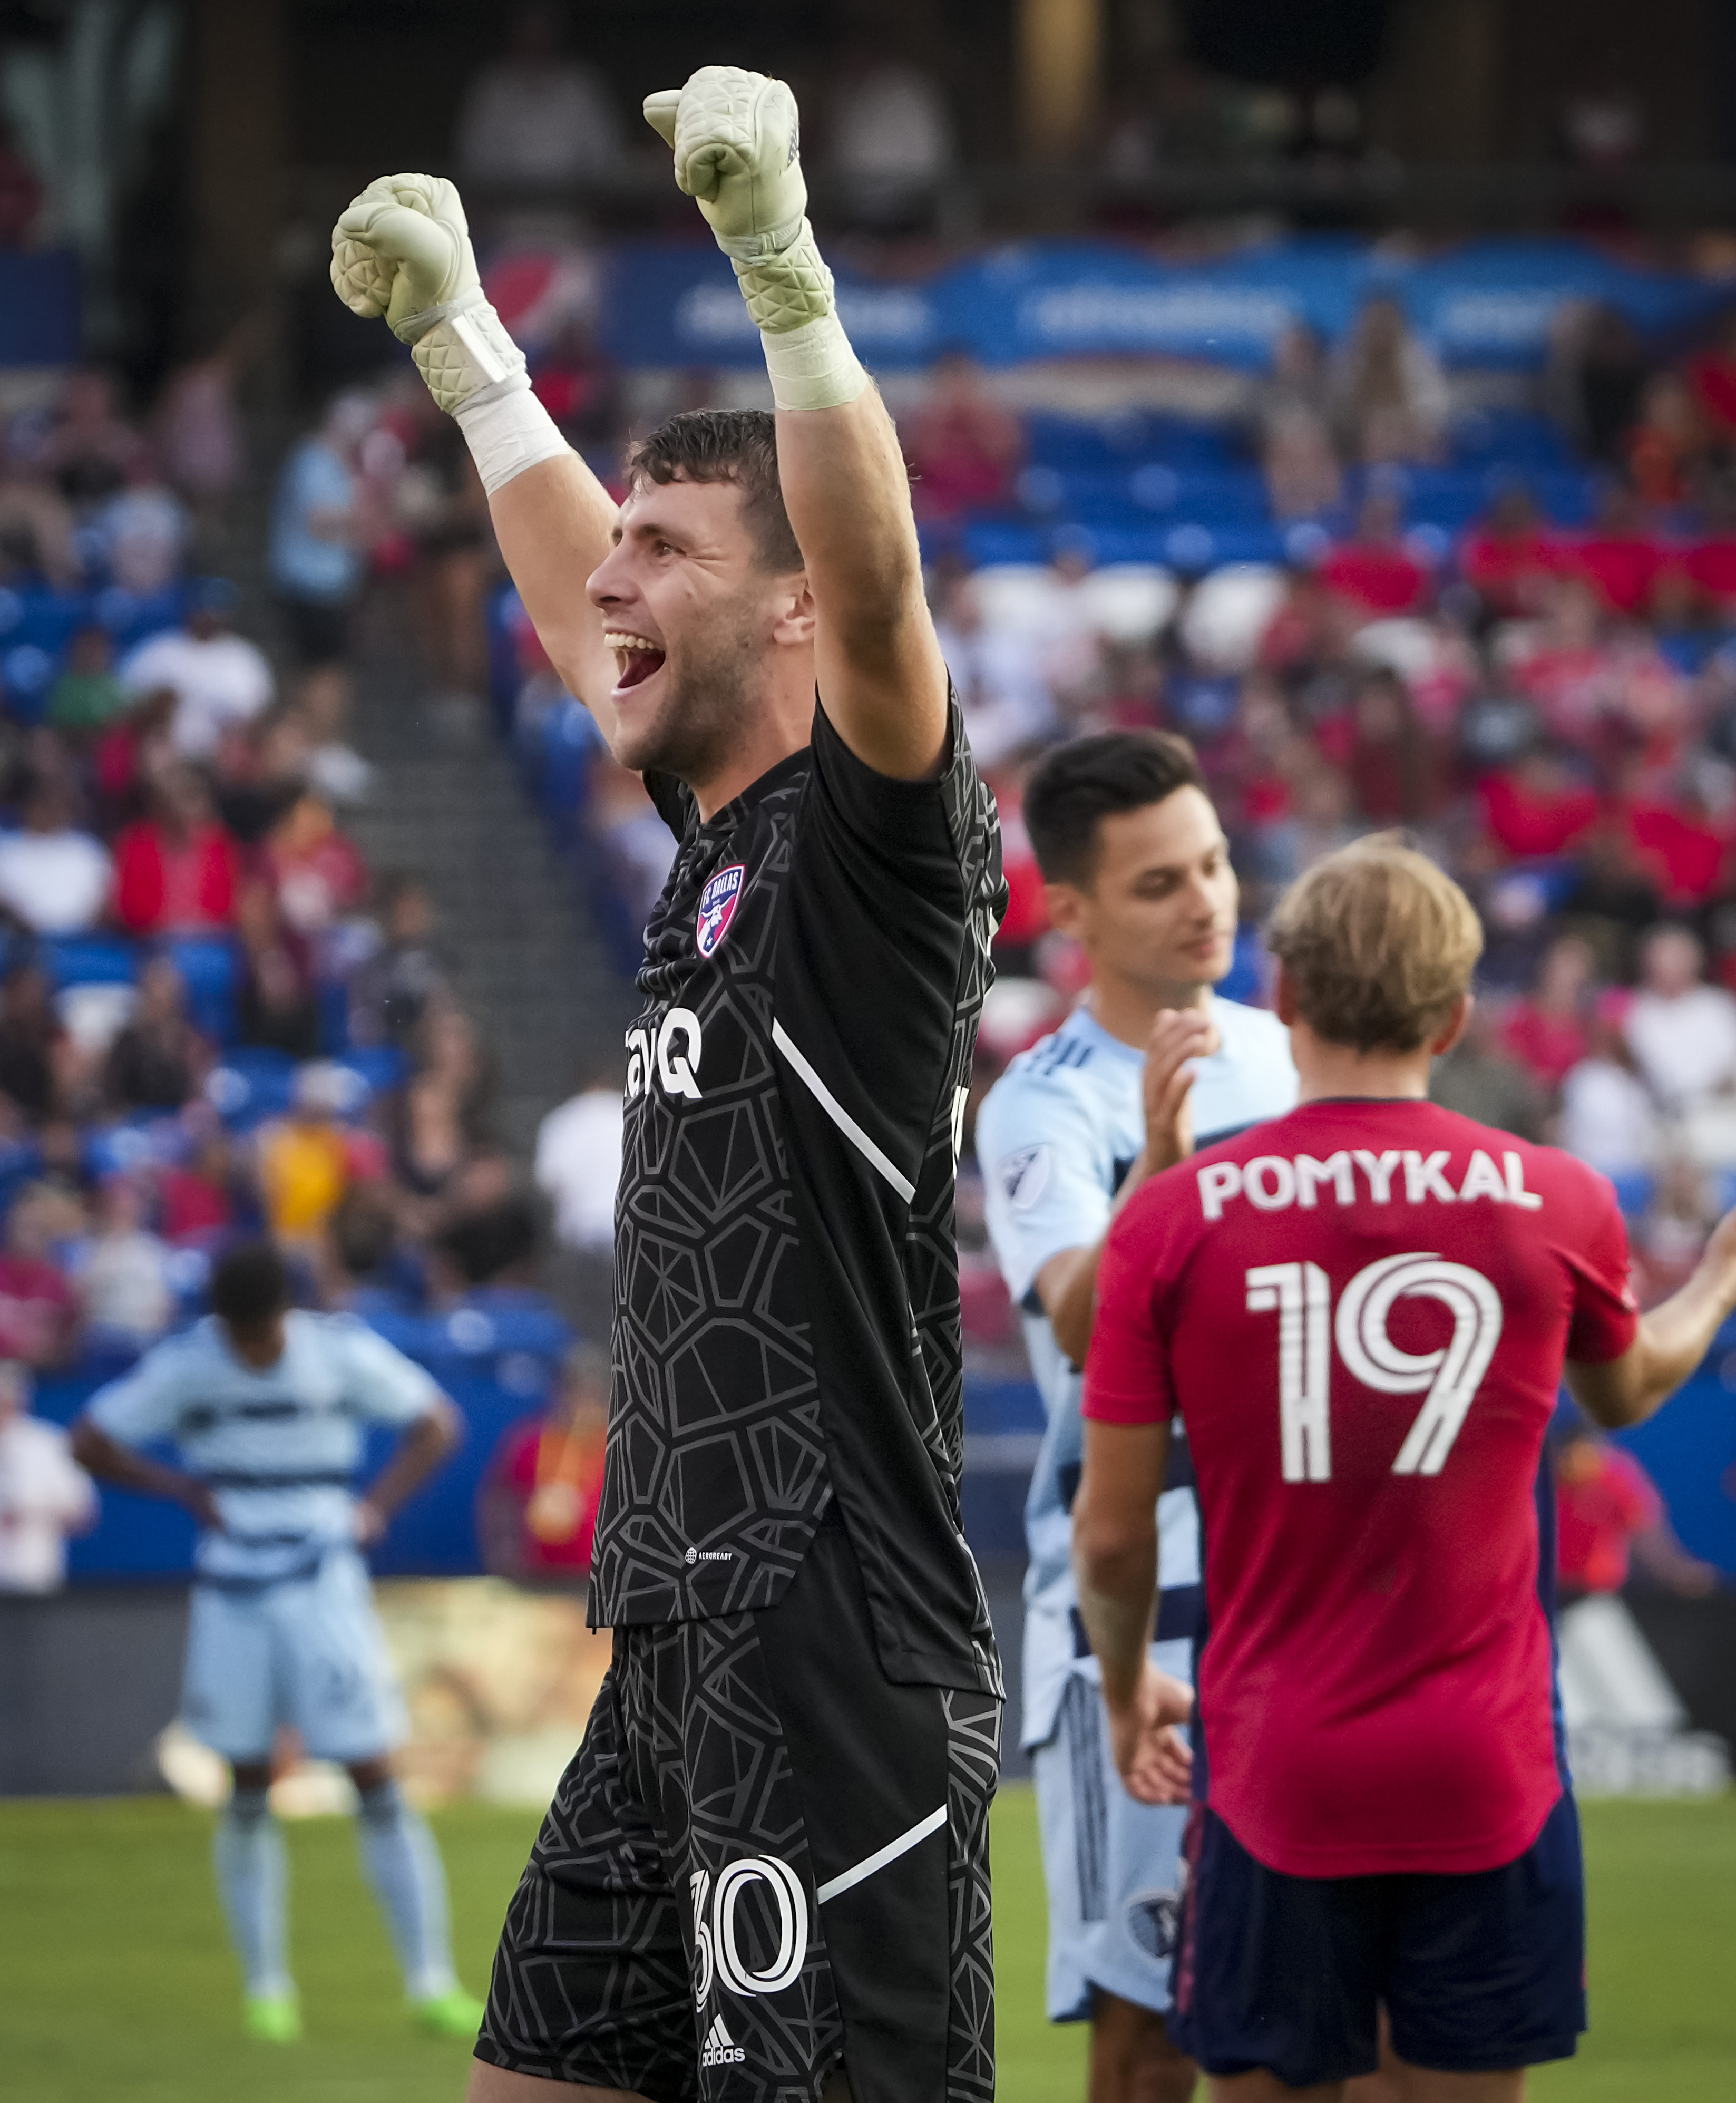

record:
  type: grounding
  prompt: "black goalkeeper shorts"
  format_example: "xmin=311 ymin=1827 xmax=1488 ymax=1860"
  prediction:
xmin=474 ymin=1506 xmax=1002 ymax=2103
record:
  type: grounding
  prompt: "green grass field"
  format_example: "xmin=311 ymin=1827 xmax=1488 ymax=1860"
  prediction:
xmin=1 ymin=1788 xmax=1732 ymax=2100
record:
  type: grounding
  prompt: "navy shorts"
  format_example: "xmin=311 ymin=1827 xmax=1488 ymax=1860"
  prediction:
xmin=1169 ymin=1794 xmax=1586 ymax=2087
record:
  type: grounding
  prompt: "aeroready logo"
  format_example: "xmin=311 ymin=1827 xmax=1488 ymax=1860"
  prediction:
xmin=701 ymin=2013 xmax=746 ymax=2068
xmin=696 ymin=863 xmax=745 ymax=958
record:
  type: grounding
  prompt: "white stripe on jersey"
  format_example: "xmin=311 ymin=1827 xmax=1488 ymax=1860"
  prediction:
xmin=772 ymin=1018 xmax=917 ymax=1203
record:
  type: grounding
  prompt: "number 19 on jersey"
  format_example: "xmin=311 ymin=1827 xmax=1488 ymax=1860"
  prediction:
xmin=1245 ymin=1253 xmax=1505 ymax=1484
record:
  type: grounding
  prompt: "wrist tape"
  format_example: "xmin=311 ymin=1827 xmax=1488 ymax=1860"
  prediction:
xmin=454 ymin=384 xmax=570 ymax=498
xmin=723 ymin=219 xmax=869 ymax=412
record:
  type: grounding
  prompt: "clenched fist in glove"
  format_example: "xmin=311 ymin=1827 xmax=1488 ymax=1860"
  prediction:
xmin=331 ymin=174 xmax=522 ymax=414
xmin=330 ymin=174 xmax=568 ymax=495
xmin=644 ymin=66 xmax=867 ymax=412
xmin=642 ymin=69 xmax=807 ymax=268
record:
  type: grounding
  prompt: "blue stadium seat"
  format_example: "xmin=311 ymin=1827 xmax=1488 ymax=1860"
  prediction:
xmin=962 ymin=1375 xmax=1045 ymax=1435
xmin=205 ymin=1047 xmax=298 ymax=1126
xmin=1450 ymin=410 xmax=1576 ymax=471
xmin=960 ymin=520 xmax=1048 ymax=568
xmin=1 ymin=643 xmax=56 ymax=720
xmin=539 ymin=694 xmax=604 ymax=830
xmin=161 ymin=935 xmax=238 ymax=1043
xmin=1025 ymin=411 xmax=1243 ymax=475
xmin=94 ymin=582 xmax=186 ymax=653
xmin=84 ymin=1116 xmax=180 ymax=1181
xmin=42 ymin=933 xmax=139 ymax=988
xmin=340 ymin=1044 xmax=409 ymax=1097
xmin=1607 ymin=1170 xmax=1656 ymax=1218
xmin=486 ymin=582 xmax=525 ymax=729
xmin=318 ymin=978 xmax=351 ymax=1056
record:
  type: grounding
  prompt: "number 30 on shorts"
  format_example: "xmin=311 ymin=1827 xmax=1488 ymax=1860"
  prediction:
xmin=1245 ymin=1253 xmax=1504 ymax=1484
xmin=689 ymin=1858 xmax=810 ymax=2005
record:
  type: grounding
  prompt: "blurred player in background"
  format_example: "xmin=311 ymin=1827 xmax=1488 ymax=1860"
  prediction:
xmin=1075 ymin=835 xmax=1736 ymax=2101
xmin=70 ymin=1240 xmax=479 ymax=2044
xmin=0 ymin=1357 xmax=96 ymax=1590
xmin=332 ymin=60 xmax=1004 ymax=2103
xmin=977 ymin=730 xmax=1294 ymax=2103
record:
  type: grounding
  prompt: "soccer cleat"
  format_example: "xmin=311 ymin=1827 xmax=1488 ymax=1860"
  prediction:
xmin=243 ymin=1992 xmax=303 ymax=2043
xmin=413 ymin=1985 xmax=486 ymax=2039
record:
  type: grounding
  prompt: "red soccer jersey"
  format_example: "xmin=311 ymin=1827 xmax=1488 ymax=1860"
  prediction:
xmin=1084 ymin=1098 xmax=1639 ymax=1878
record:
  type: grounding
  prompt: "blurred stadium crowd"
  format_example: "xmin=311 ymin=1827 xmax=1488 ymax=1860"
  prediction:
xmin=0 ymin=343 xmax=603 ymax=1592
xmin=3 ymin=5 xmax=1736 ymax=1591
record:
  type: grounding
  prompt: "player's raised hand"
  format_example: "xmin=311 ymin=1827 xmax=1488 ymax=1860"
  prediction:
xmin=330 ymin=174 xmax=528 ymax=417
xmin=1141 ymin=1007 xmax=1220 ymax=1174
xmin=1109 ymin=1660 xmax=1194 ymax=1806
xmin=332 ymin=173 xmax=474 ymax=333
xmin=643 ymin=66 xmax=808 ymax=255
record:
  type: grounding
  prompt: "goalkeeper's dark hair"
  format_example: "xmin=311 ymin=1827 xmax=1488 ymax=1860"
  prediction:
xmin=1023 ymin=729 xmax=1205 ymax=887
xmin=210 ymin=1238 xmax=291 ymax=1331
xmin=629 ymin=410 xmax=803 ymax=575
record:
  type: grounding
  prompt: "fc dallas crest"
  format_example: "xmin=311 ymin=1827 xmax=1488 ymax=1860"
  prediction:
xmin=696 ymin=864 xmax=745 ymax=958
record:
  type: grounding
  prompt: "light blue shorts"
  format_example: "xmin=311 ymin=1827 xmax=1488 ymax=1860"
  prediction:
xmin=180 ymin=1545 xmax=406 ymax=1764
xmin=1030 ymin=1641 xmax=1192 ymax=2023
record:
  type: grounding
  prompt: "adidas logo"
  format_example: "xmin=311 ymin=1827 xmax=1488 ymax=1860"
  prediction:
xmin=700 ymin=2012 xmax=746 ymax=2068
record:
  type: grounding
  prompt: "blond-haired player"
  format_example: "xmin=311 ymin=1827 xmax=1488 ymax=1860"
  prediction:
xmin=1075 ymin=834 xmax=1736 ymax=2100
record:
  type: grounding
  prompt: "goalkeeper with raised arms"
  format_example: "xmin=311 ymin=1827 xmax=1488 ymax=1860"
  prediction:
xmin=334 ymin=65 xmax=1007 ymax=2103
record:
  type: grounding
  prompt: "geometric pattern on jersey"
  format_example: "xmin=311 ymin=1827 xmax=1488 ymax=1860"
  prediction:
xmin=476 ymin=1516 xmax=1003 ymax=2102
xmin=589 ymin=695 xmax=1008 ymax=1699
xmin=599 ymin=752 xmax=824 ymax=1626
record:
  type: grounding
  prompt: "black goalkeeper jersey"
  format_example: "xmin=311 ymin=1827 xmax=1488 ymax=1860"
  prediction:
xmin=587 ymin=692 xmax=1006 ymax=1696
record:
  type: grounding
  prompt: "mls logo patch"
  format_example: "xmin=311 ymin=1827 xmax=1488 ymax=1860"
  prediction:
xmin=999 ymin=1143 xmax=1051 ymax=1212
xmin=696 ymin=864 xmax=745 ymax=958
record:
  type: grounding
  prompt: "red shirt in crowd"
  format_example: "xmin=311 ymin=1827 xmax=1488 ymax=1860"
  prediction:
xmin=1477 ymin=770 xmax=1601 ymax=860
xmin=1318 ymin=541 xmax=1429 ymax=618
xmin=490 ymin=1416 xmax=606 ymax=1575
xmin=991 ymin=792 xmax=1050 ymax=950
xmin=1556 ymin=1442 xmax=1660 ymax=1595
xmin=1460 ymin=526 xmax=1559 ymax=619
xmin=1561 ymin=529 xmax=1665 ymax=617
xmin=0 ymin=1252 xmax=77 ymax=1364
xmin=1617 ymin=798 xmax=1731 ymax=907
xmin=156 ymin=1165 xmax=235 ymax=1244
xmin=1683 ymin=538 xmax=1736 ymax=609
xmin=113 ymin=820 xmax=239 ymax=936
xmin=1082 ymin=1099 xmax=1639 ymax=1877
xmin=1499 ymin=1002 xmax=1591 ymax=1089
xmin=1688 ymin=348 xmax=1736 ymax=439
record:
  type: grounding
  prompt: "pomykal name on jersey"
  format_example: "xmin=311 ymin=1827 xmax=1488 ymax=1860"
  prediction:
xmin=626 ymin=1008 xmax=704 ymax=1102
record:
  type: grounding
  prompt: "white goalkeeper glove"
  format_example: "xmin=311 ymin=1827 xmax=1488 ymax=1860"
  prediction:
xmin=330 ymin=173 xmax=567 ymax=495
xmin=643 ymin=66 xmax=868 ymax=413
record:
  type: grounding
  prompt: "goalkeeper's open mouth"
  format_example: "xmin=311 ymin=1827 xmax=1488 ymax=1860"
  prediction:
xmin=604 ymin=630 xmax=668 ymax=699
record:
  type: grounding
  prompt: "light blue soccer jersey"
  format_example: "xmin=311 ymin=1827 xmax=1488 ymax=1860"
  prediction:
xmin=88 ymin=1311 xmax=440 ymax=1585
xmin=978 ymin=995 xmax=1297 ymax=1748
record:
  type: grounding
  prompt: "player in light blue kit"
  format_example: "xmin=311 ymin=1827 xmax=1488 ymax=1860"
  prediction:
xmin=72 ymin=1239 xmax=484 ymax=2046
xmin=978 ymin=732 xmax=1296 ymax=2103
